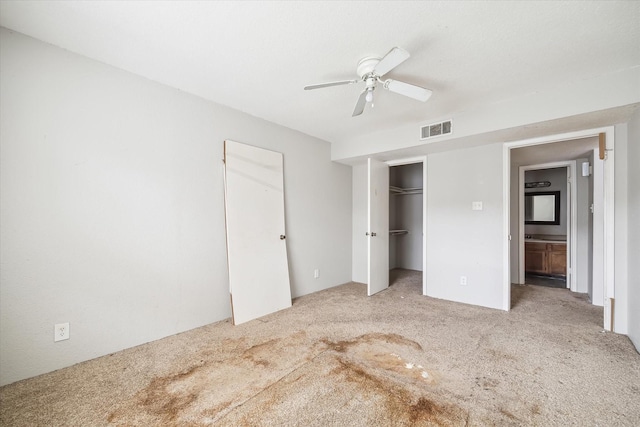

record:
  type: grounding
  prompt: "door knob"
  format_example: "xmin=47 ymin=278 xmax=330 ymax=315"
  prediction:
xmin=371 ymin=232 xmax=377 ymax=237
xmin=280 ymin=235 xmax=286 ymax=240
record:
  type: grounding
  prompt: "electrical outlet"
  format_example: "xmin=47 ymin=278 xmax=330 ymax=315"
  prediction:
xmin=460 ymin=276 xmax=467 ymax=286
xmin=314 ymin=269 xmax=320 ymax=279
xmin=54 ymin=322 xmax=69 ymax=342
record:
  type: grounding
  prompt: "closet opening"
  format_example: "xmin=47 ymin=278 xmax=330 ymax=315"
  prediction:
xmin=389 ymin=163 xmax=423 ymax=293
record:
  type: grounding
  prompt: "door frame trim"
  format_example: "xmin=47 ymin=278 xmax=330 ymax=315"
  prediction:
xmin=386 ymin=156 xmax=428 ymax=295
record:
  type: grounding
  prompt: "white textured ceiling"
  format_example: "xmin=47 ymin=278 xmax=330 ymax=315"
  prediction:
xmin=1 ymin=1 xmax=639 ymax=147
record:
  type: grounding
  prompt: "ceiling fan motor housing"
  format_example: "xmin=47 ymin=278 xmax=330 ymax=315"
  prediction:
xmin=356 ymin=57 xmax=381 ymax=78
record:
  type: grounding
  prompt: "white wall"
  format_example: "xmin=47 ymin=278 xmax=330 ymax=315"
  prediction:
xmin=353 ymin=147 xmax=508 ymax=305
xmin=626 ymin=109 xmax=640 ymax=352
xmin=426 ymin=144 xmax=505 ymax=309
xmin=352 ymin=144 xmax=504 ymax=310
xmin=0 ymin=28 xmax=352 ymax=386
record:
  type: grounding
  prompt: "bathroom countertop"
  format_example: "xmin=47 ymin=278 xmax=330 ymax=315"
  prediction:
xmin=524 ymin=234 xmax=566 ymax=243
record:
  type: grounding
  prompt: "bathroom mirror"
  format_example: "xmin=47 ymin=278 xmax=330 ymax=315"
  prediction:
xmin=524 ymin=191 xmax=560 ymax=225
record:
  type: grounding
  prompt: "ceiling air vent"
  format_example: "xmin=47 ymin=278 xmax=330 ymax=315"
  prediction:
xmin=420 ymin=119 xmax=452 ymax=140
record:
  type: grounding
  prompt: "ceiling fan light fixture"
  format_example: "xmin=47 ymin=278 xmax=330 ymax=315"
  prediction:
xmin=365 ymin=89 xmax=374 ymax=103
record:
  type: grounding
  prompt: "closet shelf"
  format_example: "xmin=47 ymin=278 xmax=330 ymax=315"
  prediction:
xmin=390 ymin=229 xmax=409 ymax=236
xmin=390 ymin=186 xmax=422 ymax=195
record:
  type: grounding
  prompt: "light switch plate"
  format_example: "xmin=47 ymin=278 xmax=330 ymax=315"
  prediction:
xmin=472 ymin=201 xmax=483 ymax=211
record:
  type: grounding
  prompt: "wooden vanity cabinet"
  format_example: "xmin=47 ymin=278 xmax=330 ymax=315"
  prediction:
xmin=525 ymin=242 xmax=566 ymax=276
xmin=547 ymin=244 xmax=567 ymax=275
xmin=525 ymin=243 xmax=547 ymax=274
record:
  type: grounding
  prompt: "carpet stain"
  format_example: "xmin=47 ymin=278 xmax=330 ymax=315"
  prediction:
xmin=241 ymin=338 xmax=280 ymax=367
xmin=137 ymin=364 xmax=202 ymax=423
xmin=105 ymin=364 xmax=205 ymax=424
xmin=108 ymin=330 xmax=315 ymax=425
xmin=475 ymin=376 xmax=499 ymax=390
xmin=334 ymin=357 xmax=467 ymax=425
xmin=322 ymin=333 xmax=437 ymax=385
xmin=409 ymin=397 xmax=458 ymax=424
xmin=321 ymin=333 xmax=464 ymax=424
xmin=241 ymin=331 xmax=307 ymax=368
xmin=322 ymin=332 xmax=423 ymax=353
xmin=487 ymin=347 xmax=518 ymax=361
xmin=201 ymin=400 xmax=233 ymax=422
xmin=109 ymin=331 xmax=456 ymax=425
xmin=499 ymin=407 xmax=519 ymax=421
xmin=221 ymin=334 xmax=465 ymax=427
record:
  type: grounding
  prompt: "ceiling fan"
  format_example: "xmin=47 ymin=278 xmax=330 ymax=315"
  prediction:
xmin=304 ymin=47 xmax=432 ymax=117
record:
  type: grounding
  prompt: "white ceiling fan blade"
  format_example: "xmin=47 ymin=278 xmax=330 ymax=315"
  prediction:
xmin=304 ymin=79 xmax=359 ymax=90
xmin=352 ymin=90 xmax=368 ymax=117
xmin=373 ymin=47 xmax=410 ymax=77
xmin=384 ymin=79 xmax=432 ymax=102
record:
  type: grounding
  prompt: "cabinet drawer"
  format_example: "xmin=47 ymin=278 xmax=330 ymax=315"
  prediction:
xmin=548 ymin=243 xmax=566 ymax=252
xmin=525 ymin=242 xmax=547 ymax=251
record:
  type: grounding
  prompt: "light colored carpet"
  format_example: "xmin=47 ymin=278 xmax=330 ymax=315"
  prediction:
xmin=1 ymin=269 xmax=639 ymax=426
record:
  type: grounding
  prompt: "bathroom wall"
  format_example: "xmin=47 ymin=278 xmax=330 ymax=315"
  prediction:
xmin=524 ymin=167 xmax=567 ymax=237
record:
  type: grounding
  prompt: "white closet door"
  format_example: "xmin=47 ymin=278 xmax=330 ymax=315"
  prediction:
xmin=224 ymin=140 xmax=291 ymax=325
xmin=368 ymin=158 xmax=389 ymax=296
